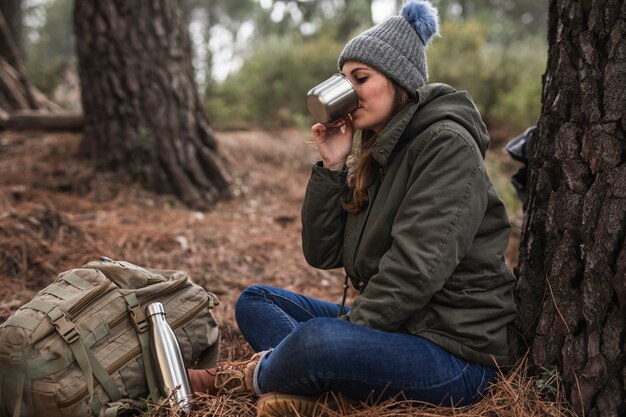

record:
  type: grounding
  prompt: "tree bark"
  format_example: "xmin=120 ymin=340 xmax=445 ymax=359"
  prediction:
xmin=516 ymin=1 xmax=626 ymax=416
xmin=74 ymin=0 xmax=230 ymax=210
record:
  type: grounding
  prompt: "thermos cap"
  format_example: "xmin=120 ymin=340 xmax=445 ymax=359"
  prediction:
xmin=146 ymin=302 xmax=166 ymax=317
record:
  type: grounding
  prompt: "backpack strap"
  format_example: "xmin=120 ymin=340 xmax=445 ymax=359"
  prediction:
xmin=101 ymin=401 xmax=131 ymax=417
xmin=47 ymin=307 xmax=95 ymax=403
xmin=83 ymin=346 xmax=123 ymax=403
xmin=21 ymin=299 xmax=56 ymax=314
xmin=12 ymin=372 xmax=25 ymax=417
xmin=46 ymin=306 xmax=127 ymax=407
xmin=1 ymin=364 xmax=26 ymax=417
xmin=123 ymin=294 xmax=159 ymax=398
xmin=45 ymin=285 xmax=74 ymax=300
xmin=60 ymin=273 xmax=96 ymax=291
xmin=0 ymin=316 xmax=39 ymax=332
xmin=100 ymin=399 xmax=146 ymax=417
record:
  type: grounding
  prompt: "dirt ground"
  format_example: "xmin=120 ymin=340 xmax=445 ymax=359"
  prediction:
xmin=0 ymin=128 xmax=363 ymax=358
xmin=0 ymin=128 xmax=520 ymax=326
xmin=0 ymin=128 xmax=537 ymax=416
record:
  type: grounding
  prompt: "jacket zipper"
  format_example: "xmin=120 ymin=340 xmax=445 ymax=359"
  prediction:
xmin=57 ymin=295 xmax=211 ymax=408
xmin=347 ymin=182 xmax=378 ymax=287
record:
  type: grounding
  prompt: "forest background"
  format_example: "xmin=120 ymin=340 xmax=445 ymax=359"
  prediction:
xmin=25 ymin=0 xmax=545 ymax=132
xmin=20 ymin=0 xmax=548 ymax=217
xmin=2 ymin=0 xmax=565 ymax=416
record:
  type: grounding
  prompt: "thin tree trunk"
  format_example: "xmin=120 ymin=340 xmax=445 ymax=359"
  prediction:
xmin=74 ymin=0 xmax=230 ymax=210
xmin=0 ymin=9 xmax=36 ymax=110
xmin=516 ymin=1 xmax=626 ymax=416
xmin=0 ymin=0 xmax=22 ymax=62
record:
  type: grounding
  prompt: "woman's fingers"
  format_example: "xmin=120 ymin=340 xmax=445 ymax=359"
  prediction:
xmin=312 ymin=116 xmax=351 ymax=139
xmin=310 ymin=118 xmax=354 ymax=170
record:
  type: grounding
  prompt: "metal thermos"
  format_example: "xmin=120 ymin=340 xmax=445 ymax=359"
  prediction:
xmin=307 ymin=73 xmax=358 ymax=125
xmin=146 ymin=302 xmax=193 ymax=413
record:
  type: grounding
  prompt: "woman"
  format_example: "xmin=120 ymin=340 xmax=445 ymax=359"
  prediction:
xmin=189 ymin=1 xmax=516 ymax=415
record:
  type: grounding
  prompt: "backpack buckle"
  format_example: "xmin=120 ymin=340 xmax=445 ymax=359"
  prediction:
xmin=124 ymin=293 xmax=149 ymax=333
xmin=130 ymin=305 xmax=149 ymax=333
xmin=49 ymin=308 xmax=80 ymax=344
xmin=7 ymin=351 xmax=23 ymax=364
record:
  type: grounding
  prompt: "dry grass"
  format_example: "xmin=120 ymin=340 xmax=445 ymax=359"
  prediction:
xmin=141 ymin=355 xmax=574 ymax=417
xmin=0 ymin=129 xmax=560 ymax=417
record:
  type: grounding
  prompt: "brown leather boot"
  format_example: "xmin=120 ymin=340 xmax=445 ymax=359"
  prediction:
xmin=188 ymin=352 xmax=264 ymax=395
xmin=256 ymin=392 xmax=357 ymax=417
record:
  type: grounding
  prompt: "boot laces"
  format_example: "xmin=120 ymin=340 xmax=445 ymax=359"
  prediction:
xmin=214 ymin=352 xmax=263 ymax=394
xmin=215 ymin=365 xmax=246 ymax=394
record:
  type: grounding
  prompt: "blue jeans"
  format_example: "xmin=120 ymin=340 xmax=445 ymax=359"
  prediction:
xmin=235 ymin=285 xmax=496 ymax=406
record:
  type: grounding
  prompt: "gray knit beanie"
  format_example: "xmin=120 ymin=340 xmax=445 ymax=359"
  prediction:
xmin=338 ymin=0 xmax=439 ymax=97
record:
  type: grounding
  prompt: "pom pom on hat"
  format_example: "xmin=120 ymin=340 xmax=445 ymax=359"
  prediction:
xmin=338 ymin=0 xmax=440 ymax=96
xmin=401 ymin=0 xmax=439 ymax=46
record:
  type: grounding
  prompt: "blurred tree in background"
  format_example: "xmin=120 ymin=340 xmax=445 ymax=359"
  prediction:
xmin=0 ymin=0 xmax=23 ymax=61
xmin=18 ymin=0 xmax=547 ymax=132
xmin=22 ymin=0 xmax=74 ymax=97
xmin=0 ymin=0 xmax=59 ymax=115
xmin=74 ymin=0 xmax=231 ymax=210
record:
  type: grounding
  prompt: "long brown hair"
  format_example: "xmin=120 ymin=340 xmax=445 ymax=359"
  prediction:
xmin=342 ymin=81 xmax=412 ymax=214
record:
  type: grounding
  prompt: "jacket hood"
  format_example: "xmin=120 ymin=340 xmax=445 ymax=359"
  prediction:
xmin=374 ymin=83 xmax=490 ymax=164
xmin=413 ymin=83 xmax=489 ymax=155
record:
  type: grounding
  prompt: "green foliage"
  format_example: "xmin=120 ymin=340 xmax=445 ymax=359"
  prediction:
xmin=428 ymin=20 xmax=546 ymax=132
xmin=536 ymin=366 xmax=563 ymax=396
xmin=206 ymin=31 xmax=343 ymax=129
xmin=486 ymin=157 xmax=522 ymax=215
xmin=208 ymin=18 xmax=546 ymax=132
xmin=21 ymin=0 xmax=547 ymax=132
xmin=490 ymin=40 xmax=544 ymax=131
xmin=432 ymin=0 xmax=547 ymax=36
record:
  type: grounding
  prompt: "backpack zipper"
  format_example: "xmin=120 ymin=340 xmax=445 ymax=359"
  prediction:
xmin=57 ymin=295 xmax=212 ymax=408
xmin=108 ymin=275 xmax=188 ymax=329
xmin=67 ymin=279 xmax=113 ymax=317
xmin=138 ymin=275 xmax=188 ymax=306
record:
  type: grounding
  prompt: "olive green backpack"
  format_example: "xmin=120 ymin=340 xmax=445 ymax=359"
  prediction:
xmin=0 ymin=258 xmax=220 ymax=417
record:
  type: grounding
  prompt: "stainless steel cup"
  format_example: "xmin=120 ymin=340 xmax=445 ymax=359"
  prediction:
xmin=307 ymin=73 xmax=358 ymax=124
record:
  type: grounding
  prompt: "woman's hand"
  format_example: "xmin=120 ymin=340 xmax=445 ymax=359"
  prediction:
xmin=311 ymin=116 xmax=354 ymax=171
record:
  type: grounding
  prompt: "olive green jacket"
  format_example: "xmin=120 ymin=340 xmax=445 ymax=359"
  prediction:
xmin=301 ymin=83 xmax=516 ymax=366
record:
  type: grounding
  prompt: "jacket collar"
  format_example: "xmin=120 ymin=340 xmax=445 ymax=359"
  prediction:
xmin=371 ymin=83 xmax=458 ymax=166
xmin=371 ymin=100 xmax=419 ymax=166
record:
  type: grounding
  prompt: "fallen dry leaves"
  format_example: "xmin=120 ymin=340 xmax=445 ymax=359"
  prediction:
xmin=0 ymin=129 xmax=563 ymax=417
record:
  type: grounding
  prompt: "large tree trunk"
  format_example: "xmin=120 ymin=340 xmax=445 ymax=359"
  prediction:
xmin=74 ymin=0 xmax=230 ymax=210
xmin=516 ymin=1 xmax=626 ymax=416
